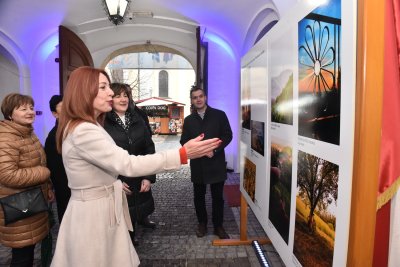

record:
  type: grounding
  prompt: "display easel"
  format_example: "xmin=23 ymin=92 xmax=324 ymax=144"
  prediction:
xmin=212 ymin=193 xmax=270 ymax=246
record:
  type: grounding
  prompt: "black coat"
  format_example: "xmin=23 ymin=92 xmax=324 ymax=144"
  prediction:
xmin=44 ymin=122 xmax=71 ymax=223
xmin=104 ymin=107 xmax=156 ymax=221
xmin=180 ymin=106 xmax=232 ymax=184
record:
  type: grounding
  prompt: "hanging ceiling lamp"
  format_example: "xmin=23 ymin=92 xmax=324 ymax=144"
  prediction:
xmin=103 ymin=0 xmax=130 ymax=25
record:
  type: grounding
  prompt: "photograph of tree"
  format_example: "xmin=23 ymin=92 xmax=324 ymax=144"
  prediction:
xmin=294 ymin=150 xmax=338 ymax=267
xmin=251 ymin=120 xmax=265 ymax=156
xmin=243 ymin=157 xmax=256 ymax=201
xmin=298 ymin=0 xmax=341 ymax=145
xmin=268 ymin=141 xmax=292 ymax=244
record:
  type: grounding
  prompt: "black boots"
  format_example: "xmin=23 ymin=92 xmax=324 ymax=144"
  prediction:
xmin=129 ymin=229 xmax=139 ymax=246
xmin=138 ymin=217 xmax=156 ymax=229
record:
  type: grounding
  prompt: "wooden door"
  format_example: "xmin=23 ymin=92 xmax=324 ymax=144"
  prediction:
xmin=58 ymin=25 xmax=94 ymax=94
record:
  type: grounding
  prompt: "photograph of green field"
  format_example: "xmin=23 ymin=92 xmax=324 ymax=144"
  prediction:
xmin=294 ymin=151 xmax=338 ymax=266
xmin=268 ymin=142 xmax=292 ymax=244
xmin=271 ymin=71 xmax=293 ymax=125
xmin=243 ymin=157 xmax=256 ymax=201
xmin=270 ymin=26 xmax=294 ymax=126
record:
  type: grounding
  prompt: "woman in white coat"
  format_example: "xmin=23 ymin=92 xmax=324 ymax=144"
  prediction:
xmin=50 ymin=66 xmax=220 ymax=267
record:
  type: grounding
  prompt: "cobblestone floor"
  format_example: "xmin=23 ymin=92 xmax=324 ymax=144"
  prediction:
xmin=0 ymin=135 xmax=285 ymax=267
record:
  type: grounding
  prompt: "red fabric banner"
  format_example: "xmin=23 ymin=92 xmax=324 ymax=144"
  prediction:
xmin=373 ymin=203 xmax=391 ymax=267
xmin=377 ymin=0 xmax=400 ymax=201
xmin=373 ymin=0 xmax=400 ymax=266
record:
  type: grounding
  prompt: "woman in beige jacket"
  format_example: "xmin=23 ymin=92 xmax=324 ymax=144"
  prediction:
xmin=50 ymin=66 xmax=221 ymax=267
xmin=0 ymin=93 xmax=54 ymax=266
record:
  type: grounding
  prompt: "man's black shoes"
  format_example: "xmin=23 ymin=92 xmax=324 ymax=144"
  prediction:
xmin=196 ymin=223 xmax=207 ymax=237
xmin=214 ymin=226 xmax=230 ymax=239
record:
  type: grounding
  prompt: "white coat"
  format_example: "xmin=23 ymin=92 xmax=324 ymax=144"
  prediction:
xmin=51 ymin=122 xmax=181 ymax=267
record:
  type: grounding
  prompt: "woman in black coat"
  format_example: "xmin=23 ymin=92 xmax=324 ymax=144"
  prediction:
xmin=104 ymin=83 xmax=156 ymax=245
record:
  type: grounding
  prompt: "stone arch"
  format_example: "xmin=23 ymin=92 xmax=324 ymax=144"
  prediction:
xmin=242 ymin=6 xmax=280 ymax=55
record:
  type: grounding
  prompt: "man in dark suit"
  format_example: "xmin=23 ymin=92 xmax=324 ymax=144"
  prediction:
xmin=180 ymin=87 xmax=232 ymax=239
xmin=44 ymin=95 xmax=71 ymax=223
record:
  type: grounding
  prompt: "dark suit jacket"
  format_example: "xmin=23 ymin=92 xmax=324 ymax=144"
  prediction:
xmin=44 ymin=122 xmax=71 ymax=223
xmin=180 ymin=106 xmax=232 ymax=184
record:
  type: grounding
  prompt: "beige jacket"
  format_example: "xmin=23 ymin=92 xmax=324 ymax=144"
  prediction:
xmin=0 ymin=120 xmax=51 ymax=248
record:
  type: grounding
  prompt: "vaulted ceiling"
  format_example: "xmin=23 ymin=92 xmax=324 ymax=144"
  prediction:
xmin=0 ymin=0 xmax=297 ymax=64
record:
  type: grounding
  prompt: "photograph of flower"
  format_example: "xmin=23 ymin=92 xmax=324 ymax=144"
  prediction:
xmin=298 ymin=0 xmax=341 ymax=145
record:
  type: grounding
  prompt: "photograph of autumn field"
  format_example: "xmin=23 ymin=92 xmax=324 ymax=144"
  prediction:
xmin=294 ymin=150 xmax=338 ymax=267
xmin=268 ymin=141 xmax=292 ymax=244
xmin=298 ymin=0 xmax=341 ymax=145
xmin=243 ymin=157 xmax=256 ymax=201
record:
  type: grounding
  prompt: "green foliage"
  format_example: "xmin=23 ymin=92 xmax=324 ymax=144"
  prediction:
xmin=270 ymin=146 xmax=280 ymax=167
xmin=271 ymin=74 xmax=293 ymax=124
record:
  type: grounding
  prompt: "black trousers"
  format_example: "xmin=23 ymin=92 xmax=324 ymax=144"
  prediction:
xmin=53 ymin=183 xmax=71 ymax=224
xmin=10 ymin=244 xmax=35 ymax=267
xmin=193 ymin=181 xmax=225 ymax=228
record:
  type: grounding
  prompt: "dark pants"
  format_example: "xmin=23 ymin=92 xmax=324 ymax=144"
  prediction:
xmin=193 ymin=181 xmax=225 ymax=228
xmin=10 ymin=244 xmax=35 ymax=267
xmin=53 ymin=184 xmax=71 ymax=224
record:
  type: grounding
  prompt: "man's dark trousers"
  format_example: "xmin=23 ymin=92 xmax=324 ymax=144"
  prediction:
xmin=193 ymin=181 xmax=225 ymax=227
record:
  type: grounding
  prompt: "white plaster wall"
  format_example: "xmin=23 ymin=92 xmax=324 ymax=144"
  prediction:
xmin=204 ymin=39 xmax=240 ymax=172
xmin=0 ymin=53 xmax=20 ymax=120
xmin=30 ymin=38 xmax=59 ymax=143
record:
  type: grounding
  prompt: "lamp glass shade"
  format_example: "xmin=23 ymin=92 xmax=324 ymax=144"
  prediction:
xmin=105 ymin=0 xmax=128 ymax=16
xmin=119 ymin=1 xmax=128 ymax=16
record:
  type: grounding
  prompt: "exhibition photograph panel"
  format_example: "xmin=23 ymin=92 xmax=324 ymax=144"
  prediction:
xmin=240 ymin=0 xmax=356 ymax=266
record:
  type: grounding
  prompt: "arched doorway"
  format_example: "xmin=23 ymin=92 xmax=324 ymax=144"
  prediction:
xmin=103 ymin=44 xmax=195 ymax=135
xmin=103 ymin=45 xmax=195 ymax=119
